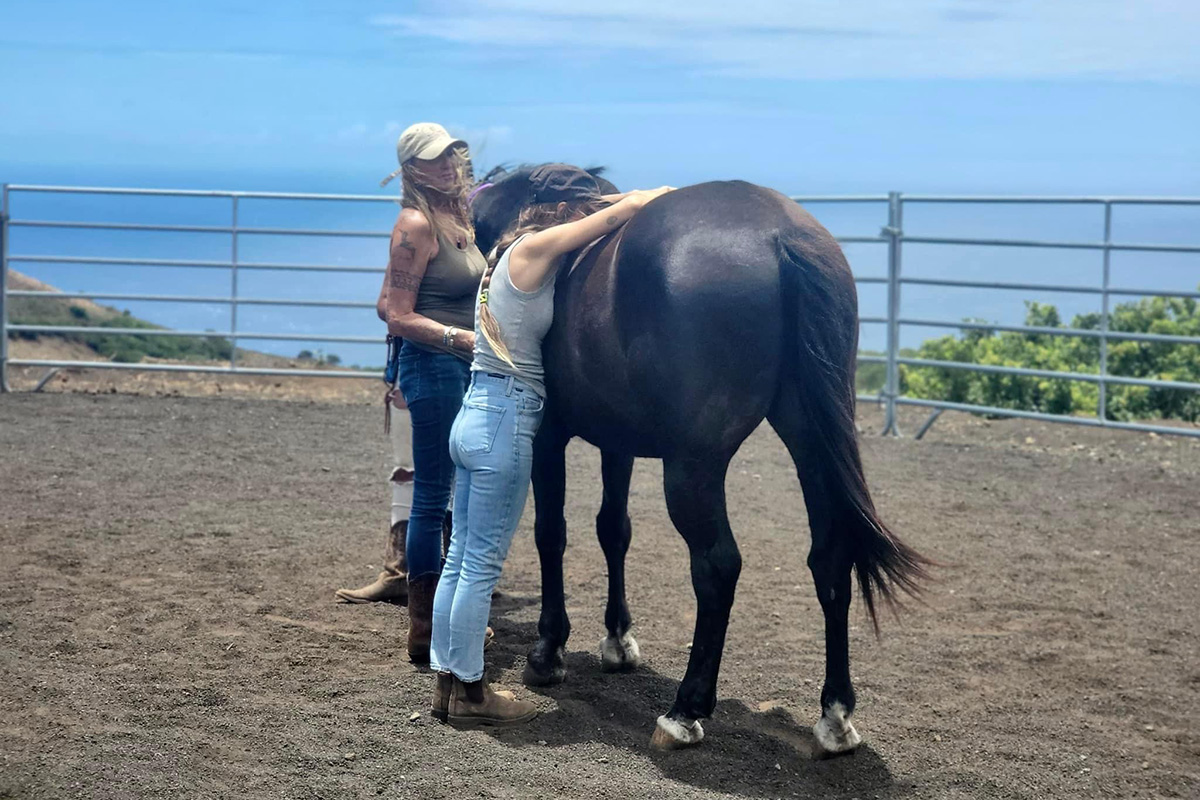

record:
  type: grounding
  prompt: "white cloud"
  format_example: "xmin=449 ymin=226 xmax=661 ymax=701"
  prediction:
xmin=370 ymin=0 xmax=1200 ymax=81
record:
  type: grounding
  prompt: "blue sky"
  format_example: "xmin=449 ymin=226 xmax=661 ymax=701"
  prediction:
xmin=2 ymin=0 xmax=1198 ymax=195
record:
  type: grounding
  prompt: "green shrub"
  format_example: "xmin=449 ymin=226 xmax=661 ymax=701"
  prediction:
xmin=901 ymin=289 xmax=1200 ymax=422
xmin=856 ymin=349 xmax=918 ymax=395
xmin=111 ymin=348 xmax=144 ymax=364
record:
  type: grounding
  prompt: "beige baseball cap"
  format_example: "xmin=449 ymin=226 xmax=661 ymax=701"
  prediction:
xmin=381 ymin=122 xmax=467 ymax=186
xmin=398 ymin=122 xmax=466 ymax=162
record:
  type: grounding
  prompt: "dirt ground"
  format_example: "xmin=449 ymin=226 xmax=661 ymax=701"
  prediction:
xmin=5 ymin=346 xmax=381 ymax=405
xmin=1 ymin=388 xmax=1197 ymax=800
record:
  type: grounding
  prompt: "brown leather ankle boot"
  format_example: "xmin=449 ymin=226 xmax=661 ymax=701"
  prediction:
xmin=434 ymin=671 xmax=514 ymax=722
xmin=432 ymin=672 xmax=453 ymax=722
xmin=447 ymin=677 xmax=537 ymax=728
xmin=335 ymin=520 xmax=409 ymax=605
xmin=406 ymin=574 xmax=438 ymax=664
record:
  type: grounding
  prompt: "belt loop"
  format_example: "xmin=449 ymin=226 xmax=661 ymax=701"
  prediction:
xmin=505 ymin=375 xmax=515 ymax=396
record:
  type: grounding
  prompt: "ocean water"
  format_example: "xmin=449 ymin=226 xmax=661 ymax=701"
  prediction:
xmin=5 ymin=180 xmax=1198 ymax=368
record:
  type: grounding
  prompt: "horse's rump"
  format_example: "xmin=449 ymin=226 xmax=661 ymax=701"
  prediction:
xmin=552 ymin=182 xmax=796 ymax=455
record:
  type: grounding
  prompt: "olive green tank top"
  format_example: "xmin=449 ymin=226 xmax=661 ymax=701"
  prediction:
xmin=412 ymin=229 xmax=487 ymax=359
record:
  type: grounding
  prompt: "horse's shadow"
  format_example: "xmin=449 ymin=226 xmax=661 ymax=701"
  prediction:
xmin=480 ymin=612 xmax=904 ymax=800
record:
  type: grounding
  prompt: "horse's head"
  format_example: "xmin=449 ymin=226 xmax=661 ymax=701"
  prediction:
xmin=470 ymin=164 xmax=617 ymax=255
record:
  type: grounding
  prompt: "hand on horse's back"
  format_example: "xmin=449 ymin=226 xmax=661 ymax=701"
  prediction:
xmin=510 ymin=188 xmax=674 ymax=291
xmin=632 ymin=186 xmax=676 ymax=206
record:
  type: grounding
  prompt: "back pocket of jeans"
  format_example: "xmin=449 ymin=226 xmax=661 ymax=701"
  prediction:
xmin=456 ymin=402 xmax=506 ymax=455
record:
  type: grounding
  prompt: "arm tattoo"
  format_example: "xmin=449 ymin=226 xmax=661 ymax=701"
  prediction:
xmin=389 ymin=229 xmax=422 ymax=291
xmin=390 ymin=269 xmax=421 ymax=292
xmin=606 ymin=215 xmax=619 ymax=226
xmin=395 ymin=229 xmax=417 ymax=259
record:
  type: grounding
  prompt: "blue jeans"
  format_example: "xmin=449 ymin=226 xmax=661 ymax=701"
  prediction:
xmin=397 ymin=342 xmax=471 ymax=579
xmin=431 ymin=372 xmax=545 ymax=682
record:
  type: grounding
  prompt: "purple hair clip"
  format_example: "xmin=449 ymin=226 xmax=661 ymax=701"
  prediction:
xmin=467 ymin=182 xmax=493 ymax=206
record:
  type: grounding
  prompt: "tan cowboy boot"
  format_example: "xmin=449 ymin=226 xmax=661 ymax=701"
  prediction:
xmin=407 ymin=574 xmax=438 ymax=664
xmin=447 ymin=677 xmax=537 ymax=728
xmin=335 ymin=520 xmax=409 ymax=604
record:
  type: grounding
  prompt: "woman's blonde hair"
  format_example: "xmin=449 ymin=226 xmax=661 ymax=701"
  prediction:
xmin=478 ymin=198 xmax=610 ymax=367
xmin=398 ymin=147 xmax=476 ymax=245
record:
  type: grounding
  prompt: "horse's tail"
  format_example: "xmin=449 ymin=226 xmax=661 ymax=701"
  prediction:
xmin=775 ymin=231 xmax=931 ymax=633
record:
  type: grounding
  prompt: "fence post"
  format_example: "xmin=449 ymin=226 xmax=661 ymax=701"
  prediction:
xmin=1098 ymin=201 xmax=1112 ymax=424
xmin=1 ymin=183 xmax=10 ymax=393
xmin=882 ymin=191 xmax=903 ymax=436
xmin=230 ymin=195 xmax=239 ymax=371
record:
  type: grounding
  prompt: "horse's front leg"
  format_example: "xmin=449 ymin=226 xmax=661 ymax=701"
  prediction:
xmin=596 ymin=450 xmax=639 ymax=671
xmin=524 ymin=419 xmax=572 ymax=686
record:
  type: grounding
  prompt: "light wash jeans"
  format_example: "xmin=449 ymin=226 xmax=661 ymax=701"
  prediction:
xmin=430 ymin=372 xmax=545 ymax=682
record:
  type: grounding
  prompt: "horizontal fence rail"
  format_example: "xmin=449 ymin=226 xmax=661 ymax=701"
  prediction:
xmin=2 ymin=184 xmax=1198 ymax=439
xmin=887 ymin=193 xmax=1200 ymax=439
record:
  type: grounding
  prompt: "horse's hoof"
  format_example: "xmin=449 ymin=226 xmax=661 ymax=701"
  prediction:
xmin=523 ymin=645 xmax=567 ymax=687
xmin=523 ymin=661 xmax=566 ymax=687
xmin=599 ymin=631 xmax=641 ymax=672
xmin=812 ymin=702 xmax=862 ymax=758
xmin=650 ymin=715 xmax=704 ymax=751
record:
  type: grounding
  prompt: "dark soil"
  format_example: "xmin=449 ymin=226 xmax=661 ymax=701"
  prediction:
xmin=1 ymin=393 xmax=1197 ymax=799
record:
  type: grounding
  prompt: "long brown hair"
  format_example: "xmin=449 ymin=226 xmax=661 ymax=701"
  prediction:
xmin=479 ymin=198 xmax=609 ymax=367
xmin=399 ymin=147 xmax=476 ymax=245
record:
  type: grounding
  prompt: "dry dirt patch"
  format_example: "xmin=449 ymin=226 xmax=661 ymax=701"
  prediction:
xmin=0 ymin=394 xmax=1197 ymax=799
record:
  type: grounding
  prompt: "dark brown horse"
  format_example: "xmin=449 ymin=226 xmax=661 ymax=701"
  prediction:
xmin=471 ymin=165 xmax=928 ymax=753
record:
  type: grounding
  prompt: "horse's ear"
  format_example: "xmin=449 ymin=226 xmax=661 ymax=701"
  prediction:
xmin=481 ymin=164 xmax=510 ymax=183
xmin=586 ymin=166 xmax=618 ymax=194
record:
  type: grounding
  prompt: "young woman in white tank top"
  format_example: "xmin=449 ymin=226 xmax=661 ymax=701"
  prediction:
xmin=428 ymin=165 xmax=674 ymax=727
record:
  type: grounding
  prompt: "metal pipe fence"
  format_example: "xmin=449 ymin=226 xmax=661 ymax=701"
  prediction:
xmin=2 ymin=184 xmax=1198 ymax=439
xmin=0 ymin=184 xmax=395 ymax=390
xmin=888 ymin=194 xmax=1200 ymax=439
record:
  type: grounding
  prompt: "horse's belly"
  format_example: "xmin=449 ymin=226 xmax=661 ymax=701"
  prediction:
xmin=546 ymin=322 xmax=778 ymax=459
xmin=545 ymin=366 xmax=670 ymax=457
xmin=568 ymin=412 xmax=668 ymax=458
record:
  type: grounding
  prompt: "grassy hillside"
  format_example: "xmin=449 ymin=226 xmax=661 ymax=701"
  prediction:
xmin=7 ymin=270 xmax=232 ymax=363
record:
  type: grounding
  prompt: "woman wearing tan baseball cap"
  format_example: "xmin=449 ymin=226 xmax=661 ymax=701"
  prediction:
xmin=337 ymin=123 xmax=488 ymax=665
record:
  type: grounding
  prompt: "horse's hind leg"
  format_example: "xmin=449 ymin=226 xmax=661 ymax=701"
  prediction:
xmin=768 ymin=396 xmax=862 ymax=757
xmin=651 ymin=453 xmax=742 ymax=750
xmin=596 ymin=450 xmax=639 ymax=671
xmin=524 ymin=420 xmax=572 ymax=687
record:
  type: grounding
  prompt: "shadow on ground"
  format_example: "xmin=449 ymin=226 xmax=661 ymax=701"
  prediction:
xmin=479 ymin=608 xmax=904 ymax=800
